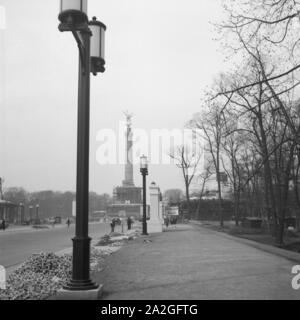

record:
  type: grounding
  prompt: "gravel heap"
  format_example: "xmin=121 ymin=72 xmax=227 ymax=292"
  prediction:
xmin=0 ymin=247 xmax=115 ymax=300
xmin=0 ymin=253 xmax=72 ymax=300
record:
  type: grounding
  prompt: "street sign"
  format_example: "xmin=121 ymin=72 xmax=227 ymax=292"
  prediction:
xmin=168 ymin=206 xmax=179 ymax=216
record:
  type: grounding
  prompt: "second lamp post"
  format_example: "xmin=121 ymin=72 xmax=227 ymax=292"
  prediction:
xmin=140 ymin=155 xmax=148 ymax=235
xmin=58 ymin=0 xmax=106 ymax=291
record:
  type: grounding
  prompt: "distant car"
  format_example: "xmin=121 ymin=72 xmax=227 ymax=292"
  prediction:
xmin=48 ymin=216 xmax=62 ymax=224
xmin=48 ymin=217 xmax=56 ymax=224
xmin=54 ymin=216 xmax=62 ymax=224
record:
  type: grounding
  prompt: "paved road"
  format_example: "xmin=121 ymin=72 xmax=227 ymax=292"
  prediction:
xmin=94 ymin=224 xmax=300 ymax=300
xmin=0 ymin=222 xmax=113 ymax=269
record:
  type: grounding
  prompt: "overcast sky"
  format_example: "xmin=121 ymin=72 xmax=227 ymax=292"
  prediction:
xmin=0 ymin=0 xmax=229 ymax=195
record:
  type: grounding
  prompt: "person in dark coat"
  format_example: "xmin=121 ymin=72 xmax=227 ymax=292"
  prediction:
xmin=165 ymin=217 xmax=169 ymax=228
xmin=110 ymin=220 xmax=116 ymax=233
xmin=1 ymin=219 xmax=6 ymax=230
xmin=127 ymin=217 xmax=132 ymax=230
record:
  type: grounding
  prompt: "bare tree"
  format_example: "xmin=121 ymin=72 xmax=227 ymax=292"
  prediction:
xmin=169 ymin=145 xmax=201 ymax=219
xmin=218 ymin=0 xmax=300 ymax=90
xmin=220 ymin=109 xmax=246 ymax=226
xmin=195 ymin=161 xmax=213 ymax=219
xmin=163 ymin=189 xmax=184 ymax=205
xmin=214 ymin=48 xmax=300 ymax=244
xmin=190 ymin=102 xmax=227 ymax=227
xmin=292 ymin=142 xmax=300 ymax=231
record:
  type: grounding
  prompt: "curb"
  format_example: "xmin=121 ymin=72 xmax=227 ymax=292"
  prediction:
xmin=0 ymin=222 xmax=103 ymax=236
xmin=191 ymin=221 xmax=300 ymax=264
xmin=0 ymin=224 xmax=67 ymax=236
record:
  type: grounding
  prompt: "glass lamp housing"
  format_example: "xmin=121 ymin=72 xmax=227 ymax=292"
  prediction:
xmin=140 ymin=155 xmax=148 ymax=170
xmin=58 ymin=0 xmax=88 ymax=25
xmin=89 ymin=17 xmax=106 ymax=74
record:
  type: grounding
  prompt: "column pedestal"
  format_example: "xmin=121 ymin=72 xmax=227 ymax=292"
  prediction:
xmin=148 ymin=182 xmax=163 ymax=233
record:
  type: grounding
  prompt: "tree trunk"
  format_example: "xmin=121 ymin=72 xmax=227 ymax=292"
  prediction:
xmin=196 ymin=199 xmax=201 ymax=219
xmin=257 ymin=109 xmax=277 ymax=236
xmin=234 ymin=190 xmax=240 ymax=226
xmin=276 ymin=144 xmax=294 ymax=245
xmin=293 ymin=158 xmax=300 ymax=232
xmin=231 ymin=157 xmax=239 ymax=226
xmin=185 ymin=181 xmax=191 ymax=219
xmin=217 ymin=173 xmax=223 ymax=227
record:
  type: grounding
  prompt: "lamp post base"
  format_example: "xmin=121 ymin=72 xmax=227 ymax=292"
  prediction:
xmin=63 ymin=279 xmax=99 ymax=291
xmin=55 ymin=284 xmax=103 ymax=300
xmin=142 ymin=222 xmax=148 ymax=236
xmin=147 ymin=220 xmax=163 ymax=234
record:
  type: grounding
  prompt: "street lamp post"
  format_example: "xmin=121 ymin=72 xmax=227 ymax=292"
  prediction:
xmin=58 ymin=0 xmax=106 ymax=292
xmin=140 ymin=155 xmax=148 ymax=235
xmin=35 ymin=204 xmax=40 ymax=224
xmin=29 ymin=205 xmax=33 ymax=223
xmin=19 ymin=203 xmax=24 ymax=225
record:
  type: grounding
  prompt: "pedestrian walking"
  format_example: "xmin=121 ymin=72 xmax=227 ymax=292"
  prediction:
xmin=165 ymin=217 xmax=169 ymax=228
xmin=1 ymin=219 xmax=6 ymax=231
xmin=66 ymin=218 xmax=70 ymax=228
xmin=110 ymin=220 xmax=116 ymax=233
xmin=127 ymin=216 xmax=132 ymax=230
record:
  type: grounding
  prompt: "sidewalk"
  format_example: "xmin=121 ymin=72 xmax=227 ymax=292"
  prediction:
xmin=92 ymin=223 xmax=300 ymax=300
xmin=0 ymin=225 xmax=33 ymax=234
xmin=192 ymin=220 xmax=300 ymax=264
xmin=0 ymin=224 xmax=65 ymax=235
